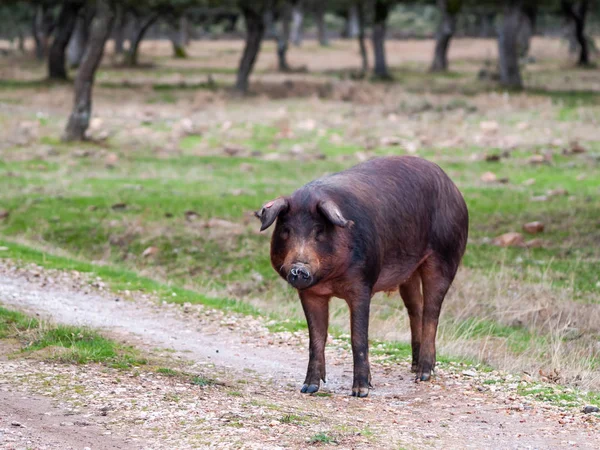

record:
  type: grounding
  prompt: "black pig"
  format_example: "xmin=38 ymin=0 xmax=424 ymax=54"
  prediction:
xmin=255 ymin=156 xmax=468 ymax=397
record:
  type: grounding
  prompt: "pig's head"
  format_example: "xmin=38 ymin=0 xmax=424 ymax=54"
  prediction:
xmin=255 ymin=192 xmax=352 ymax=290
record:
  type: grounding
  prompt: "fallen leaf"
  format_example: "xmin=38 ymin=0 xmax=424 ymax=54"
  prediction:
xmin=563 ymin=141 xmax=586 ymax=155
xmin=480 ymin=172 xmax=498 ymax=183
xmin=111 ymin=203 xmax=127 ymax=211
xmin=485 ymin=153 xmax=501 ymax=162
xmin=516 ymin=122 xmax=530 ymax=131
xmin=522 ymin=178 xmax=536 ymax=186
xmin=142 ymin=246 xmax=159 ymax=258
xmin=0 ymin=210 xmax=9 ymax=220
xmin=492 ymin=232 xmax=525 ymax=248
xmin=523 ymin=221 xmax=544 ymax=234
xmin=223 ymin=145 xmax=243 ymax=156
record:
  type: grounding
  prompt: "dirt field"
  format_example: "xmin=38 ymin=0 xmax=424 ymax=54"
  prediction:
xmin=1 ymin=36 xmax=599 ymax=448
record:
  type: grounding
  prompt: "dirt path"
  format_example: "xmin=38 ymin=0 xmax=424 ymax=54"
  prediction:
xmin=0 ymin=265 xmax=598 ymax=449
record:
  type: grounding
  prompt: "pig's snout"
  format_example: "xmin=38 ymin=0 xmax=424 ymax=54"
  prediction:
xmin=287 ymin=264 xmax=312 ymax=289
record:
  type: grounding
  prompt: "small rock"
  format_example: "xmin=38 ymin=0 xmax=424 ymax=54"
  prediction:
xmin=223 ymin=145 xmax=243 ymax=156
xmin=547 ymin=188 xmax=568 ymax=197
xmin=480 ymin=172 xmax=498 ymax=183
xmin=528 ymin=154 xmax=546 ymax=164
xmin=525 ymin=238 xmax=544 ymax=248
xmin=492 ymin=232 xmax=524 ymax=248
xmin=462 ymin=370 xmax=477 ymax=377
xmin=583 ymin=406 xmax=599 ymax=414
xmin=290 ymin=144 xmax=304 ymax=155
xmin=10 ymin=421 xmax=24 ymax=427
xmin=73 ymin=149 xmax=91 ymax=158
xmin=480 ymin=120 xmax=499 ymax=133
xmin=105 ymin=152 xmax=119 ymax=168
xmin=185 ymin=210 xmax=200 ymax=221
xmin=142 ymin=247 xmax=158 ymax=258
xmin=531 ymin=195 xmax=548 ymax=202
xmin=523 ymin=221 xmax=544 ymax=234
xmin=183 ymin=302 xmax=192 ymax=313
xmin=380 ymin=136 xmax=401 ymax=146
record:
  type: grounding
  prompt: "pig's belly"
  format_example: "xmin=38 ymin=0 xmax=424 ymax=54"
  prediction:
xmin=372 ymin=253 xmax=431 ymax=293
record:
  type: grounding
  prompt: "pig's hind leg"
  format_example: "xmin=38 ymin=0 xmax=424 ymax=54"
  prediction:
xmin=416 ymin=254 xmax=455 ymax=382
xmin=399 ymin=272 xmax=423 ymax=373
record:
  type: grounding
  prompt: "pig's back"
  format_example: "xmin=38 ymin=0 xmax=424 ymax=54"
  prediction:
xmin=315 ymin=156 xmax=468 ymax=273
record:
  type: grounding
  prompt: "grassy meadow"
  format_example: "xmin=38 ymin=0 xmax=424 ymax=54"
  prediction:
xmin=0 ymin=37 xmax=599 ymax=392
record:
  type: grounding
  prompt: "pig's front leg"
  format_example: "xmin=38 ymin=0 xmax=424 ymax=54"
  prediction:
xmin=299 ymin=292 xmax=330 ymax=394
xmin=347 ymin=293 xmax=372 ymax=397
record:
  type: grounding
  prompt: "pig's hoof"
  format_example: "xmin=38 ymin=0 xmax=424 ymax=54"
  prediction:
xmin=351 ymin=387 xmax=369 ymax=398
xmin=301 ymin=384 xmax=319 ymax=394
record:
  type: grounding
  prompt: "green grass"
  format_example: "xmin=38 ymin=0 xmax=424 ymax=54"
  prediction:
xmin=156 ymin=367 xmax=179 ymax=376
xmin=517 ymin=384 xmax=600 ymax=409
xmin=309 ymin=432 xmax=336 ymax=445
xmin=0 ymin=305 xmax=146 ymax=367
xmin=0 ymin=306 xmax=38 ymax=338
xmin=27 ymin=324 xmax=146 ymax=367
xmin=191 ymin=375 xmax=215 ymax=386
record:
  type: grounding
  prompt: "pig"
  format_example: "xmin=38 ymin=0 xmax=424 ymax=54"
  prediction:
xmin=255 ymin=156 xmax=468 ymax=397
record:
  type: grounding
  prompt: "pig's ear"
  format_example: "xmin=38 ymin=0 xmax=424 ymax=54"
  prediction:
xmin=318 ymin=200 xmax=350 ymax=228
xmin=255 ymin=197 xmax=289 ymax=232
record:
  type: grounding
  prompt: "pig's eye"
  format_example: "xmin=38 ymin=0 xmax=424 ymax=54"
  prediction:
xmin=314 ymin=226 xmax=326 ymax=242
xmin=280 ymin=227 xmax=290 ymax=240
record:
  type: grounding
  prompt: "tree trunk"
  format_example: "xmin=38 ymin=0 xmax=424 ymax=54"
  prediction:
xmin=357 ymin=0 xmax=368 ymax=75
xmin=48 ymin=2 xmax=82 ymax=80
xmin=498 ymin=1 xmax=523 ymax=89
xmin=180 ymin=16 xmax=190 ymax=45
xmin=372 ymin=0 xmax=391 ymax=79
xmin=236 ymin=5 xmax=265 ymax=93
xmin=344 ymin=6 xmax=359 ymax=39
xmin=290 ymin=2 xmax=304 ymax=47
xmin=277 ymin=3 xmax=292 ymax=71
xmin=562 ymin=0 xmax=590 ymax=66
xmin=114 ymin=5 xmax=127 ymax=55
xmin=517 ymin=5 xmax=536 ymax=58
xmin=430 ymin=0 xmax=459 ymax=72
xmin=18 ymin=31 xmax=25 ymax=53
xmin=63 ymin=0 xmax=115 ymax=142
xmin=67 ymin=12 xmax=90 ymax=68
xmin=126 ymin=14 xmax=159 ymax=66
xmin=170 ymin=16 xmax=188 ymax=58
xmin=33 ymin=5 xmax=54 ymax=60
xmin=315 ymin=3 xmax=328 ymax=46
